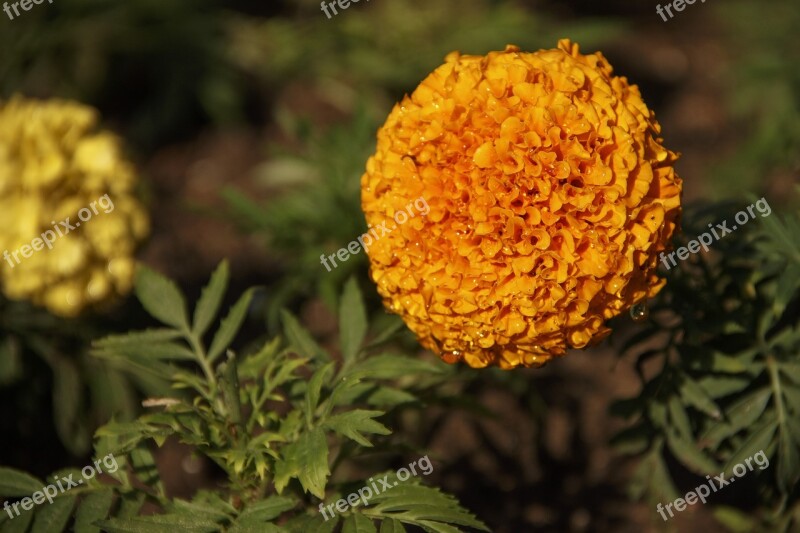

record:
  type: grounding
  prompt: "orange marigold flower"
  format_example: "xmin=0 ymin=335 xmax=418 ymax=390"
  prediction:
xmin=361 ymin=40 xmax=682 ymax=369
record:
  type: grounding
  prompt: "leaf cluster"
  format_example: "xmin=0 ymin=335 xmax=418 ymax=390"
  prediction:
xmin=611 ymin=202 xmax=800 ymax=531
xmin=1 ymin=263 xmax=487 ymax=533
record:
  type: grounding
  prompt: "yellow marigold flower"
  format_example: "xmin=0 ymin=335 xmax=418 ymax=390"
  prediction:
xmin=0 ymin=96 xmax=149 ymax=317
xmin=361 ymin=40 xmax=682 ymax=369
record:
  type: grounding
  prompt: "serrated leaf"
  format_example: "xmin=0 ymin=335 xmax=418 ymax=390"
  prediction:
xmin=274 ymin=428 xmax=330 ymax=499
xmin=343 ymin=514 xmax=377 ymax=533
xmin=668 ymin=397 xmax=692 ymax=441
xmin=74 ymin=489 xmax=114 ymax=533
xmin=281 ymin=310 xmax=329 ymax=361
xmin=31 ymin=494 xmax=76 ymax=533
xmin=0 ymin=468 xmax=44 ymax=496
xmin=306 ymin=362 xmax=334 ymax=423
xmin=295 ymin=428 xmax=330 ymax=499
xmin=116 ymin=493 xmax=145 ymax=519
xmin=237 ymin=496 xmax=297 ymax=522
xmin=679 ymin=376 xmax=722 ymax=419
xmin=130 ymin=447 xmax=163 ymax=495
xmin=700 ymin=387 xmax=771 ymax=448
xmin=697 ymin=375 xmax=751 ymax=399
xmin=340 ymin=277 xmax=368 ymax=363
xmin=368 ymin=483 xmax=489 ymax=531
xmin=665 ymin=429 xmax=719 ymax=474
xmin=322 ymin=410 xmax=391 ymax=447
xmin=135 ymin=266 xmax=189 ymax=330
xmin=367 ymin=387 xmax=418 ymax=408
xmin=207 ymin=288 xmax=255 ymax=363
xmin=722 ymin=418 xmax=778 ymax=475
xmin=97 ymin=513 xmax=221 ymax=533
xmin=193 ymin=261 xmax=229 ymax=337
xmin=93 ymin=329 xmax=183 ymax=350
xmin=345 ymin=355 xmax=445 ymax=381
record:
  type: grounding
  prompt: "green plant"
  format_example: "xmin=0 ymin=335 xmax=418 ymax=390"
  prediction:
xmin=0 ymin=262 xmax=487 ymax=532
xmin=611 ymin=202 xmax=800 ymax=531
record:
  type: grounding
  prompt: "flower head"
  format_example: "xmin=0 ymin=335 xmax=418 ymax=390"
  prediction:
xmin=0 ymin=96 xmax=149 ymax=317
xmin=361 ymin=40 xmax=682 ymax=368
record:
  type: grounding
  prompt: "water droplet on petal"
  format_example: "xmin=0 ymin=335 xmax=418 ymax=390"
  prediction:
xmin=630 ymin=301 xmax=649 ymax=322
xmin=441 ymin=350 xmax=462 ymax=364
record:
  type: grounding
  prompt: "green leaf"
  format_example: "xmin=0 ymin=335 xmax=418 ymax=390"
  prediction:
xmin=31 ymin=494 xmax=76 ymax=533
xmin=281 ymin=310 xmax=329 ymax=361
xmin=0 ymin=468 xmax=44 ymax=496
xmin=777 ymin=415 xmax=800 ymax=493
xmin=305 ymin=362 xmax=334 ymax=423
xmin=343 ymin=514 xmax=377 ymax=533
xmin=74 ymin=489 xmax=114 ymax=533
xmin=365 ymin=479 xmax=488 ymax=531
xmin=52 ymin=356 xmax=89 ymax=455
xmin=228 ymin=521 xmax=286 ymax=533
xmin=276 ymin=428 xmax=330 ymax=499
xmin=192 ymin=260 xmax=230 ymax=337
xmin=322 ymin=410 xmax=391 ymax=447
xmin=722 ymin=418 xmax=778 ymax=475
xmin=365 ymin=318 xmax=406 ymax=349
xmin=367 ymin=388 xmax=418 ymax=408
xmin=130 ymin=447 xmax=164 ymax=495
xmin=236 ymin=496 xmax=297 ymax=522
xmin=296 ymin=428 xmax=330 ymax=499
xmin=610 ymin=424 xmax=651 ymax=455
xmin=94 ymin=329 xmax=183 ymax=350
xmin=97 ymin=513 xmax=221 ymax=533
xmin=379 ymin=518 xmax=406 ymax=533
xmin=697 ymin=375 xmax=751 ymax=399
xmin=135 ymin=266 xmax=190 ymax=330
xmin=712 ymin=506 xmax=757 ymax=533
xmin=665 ymin=429 xmax=719 ymax=474
xmin=700 ymin=388 xmax=772 ymax=448
xmin=340 ymin=277 xmax=368 ymax=363
xmin=207 ymin=288 xmax=255 ymax=363
xmin=679 ymin=376 xmax=722 ymax=419
xmin=345 ymin=355 xmax=446 ymax=381
xmin=116 ymin=493 xmax=145 ymax=519
xmin=0 ymin=506 xmax=33 ymax=532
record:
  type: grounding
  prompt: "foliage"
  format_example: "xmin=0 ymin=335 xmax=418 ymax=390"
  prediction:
xmin=611 ymin=200 xmax=800 ymax=531
xmin=224 ymin=109 xmax=378 ymax=330
xmin=711 ymin=0 xmax=800 ymax=196
xmin=0 ymin=263 xmax=487 ymax=532
xmin=0 ymin=298 xmax=158 ymax=457
xmin=0 ymin=0 xmax=245 ymax=149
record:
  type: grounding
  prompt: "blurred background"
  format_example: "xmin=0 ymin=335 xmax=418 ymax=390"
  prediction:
xmin=1 ymin=0 xmax=798 ymax=531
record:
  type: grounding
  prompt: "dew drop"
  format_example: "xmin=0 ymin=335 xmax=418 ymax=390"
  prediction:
xmin=441 ymin=350 xmax=462 ymax=364
xmin=630 ymin=301 xmax=649 ymax=322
